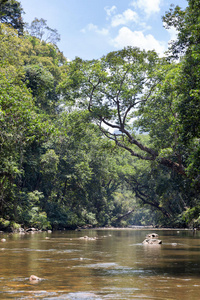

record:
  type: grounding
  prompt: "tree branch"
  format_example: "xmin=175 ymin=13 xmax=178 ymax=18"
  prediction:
xmin=115 ymin=208 xmax=136 ymax=223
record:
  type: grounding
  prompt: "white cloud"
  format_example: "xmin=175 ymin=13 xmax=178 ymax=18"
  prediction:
xmin=167 ymin=26 xmax=178 ymax=41
xmin=81 ymin=23 xmax=109 ymax=36
xmin=104 ymin=6 xmax=117 ymax=18
xmin=111 ymin=9 xmax=139 ymax=27
xmin=111 ymin=27 xmax=166 ymax=55
xmin=131 ymin=0 xmax=161 ymax=16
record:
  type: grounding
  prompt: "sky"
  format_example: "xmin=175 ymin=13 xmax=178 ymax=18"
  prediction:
xmin=19 ymin=0 xmax=188 ymax=61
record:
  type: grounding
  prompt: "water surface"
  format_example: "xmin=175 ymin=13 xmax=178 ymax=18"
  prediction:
xmin=0 ymin=229 xmax=200 ymax=299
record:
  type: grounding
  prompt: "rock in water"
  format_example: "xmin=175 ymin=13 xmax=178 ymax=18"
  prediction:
xmin=29 ymin=275 xmax=41 ymax=282
xmin=142 ymin=232 xmax=162 ymax=245
xmin=142 ymin=238 xmax=162 ymax=245
xmin=146 ymin=233 xmax=159 ymax=239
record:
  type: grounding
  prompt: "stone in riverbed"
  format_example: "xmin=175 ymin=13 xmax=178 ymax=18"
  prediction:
xmin=142 ymin=238 xmax=162 ymax=245
xmin=29 ymin=275 xmax=41 ymax=282
xmin=79 ymin=236 xmax=97 ymax=241
xmin=146 ymin=233 xmax=159 ymax=239
xmin=26 ymin=228 xmax=38 ymax=232
xmin=142 ymin=232 xmax=162 ymax=245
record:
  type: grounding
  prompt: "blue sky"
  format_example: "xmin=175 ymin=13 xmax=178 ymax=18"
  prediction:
xmin=19 ymin=0 xmax=188 ymax=60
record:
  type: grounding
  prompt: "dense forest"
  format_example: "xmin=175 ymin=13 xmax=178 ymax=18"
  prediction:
xmin=0 ymin=0 xmax=200 ymax=231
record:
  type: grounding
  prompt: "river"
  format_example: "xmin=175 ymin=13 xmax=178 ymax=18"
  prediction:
xmin=0 ymin=228 xmax=200 ymax=299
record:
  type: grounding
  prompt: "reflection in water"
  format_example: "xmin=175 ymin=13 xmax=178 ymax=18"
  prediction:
xmin=0 ymin=229 xmax=200 ymax=299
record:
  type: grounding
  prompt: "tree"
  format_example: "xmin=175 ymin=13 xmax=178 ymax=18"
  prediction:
xmin=163 ymin=0 xmax=200 ymax=185
xmin=60 ymin=47 xmax=186 ymax=177
xmin=23 ymin=64 xmax=55 ymax=111
xmin=0 ymin=24 xmax=53 ymax=225
xmin=0 ymin=68 xmax=46 ymax=218
xmin=59 ymin=45 xmax=200 ymax=227
xmin=28 ymin=18 xmax=60 ymax=45
xmin=21 ymin=29 xmax=65 ymax=113
xmin=0 ymin=0 xmax=24 ymax=35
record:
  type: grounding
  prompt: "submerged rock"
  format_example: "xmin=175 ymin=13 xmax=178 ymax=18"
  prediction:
xmin=79 ymin=236 xmax=97 ymax=241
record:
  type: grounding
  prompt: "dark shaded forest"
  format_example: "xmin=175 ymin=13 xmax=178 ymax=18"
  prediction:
xmin=0 ymin=0 xmax=200 ymax=231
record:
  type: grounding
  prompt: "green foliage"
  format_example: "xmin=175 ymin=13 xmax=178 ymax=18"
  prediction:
xmin=0 ymin=0 xmax=24 ymax=35
xmin=0 ymin=218 xmax=21 ymax=231
xmin=163 ymin=0 xmax=200 ymax=185
xmin=24 ymin=64 xmax=55 ymax=110
xmin=0 ymin=24 xmax=25 ymax=71
xmin=40 ymin=149 xmax=59 ymax=174
xmin=38 ymin=109 xmax=130 ymax=228
xmin=53 ymin=28 xmax=200 ymax=228
xmin=28 ymin=208 xmax=51 ymax=230
xmin=181 ymin=206 xmax=200 ymax=228
xmin=61 ymin=47 xmax=187 ymax=179
xmin=17 ymin=191 xmax=51 ymax=230
xmin=0 ymin=218 xmax=10 ymax=230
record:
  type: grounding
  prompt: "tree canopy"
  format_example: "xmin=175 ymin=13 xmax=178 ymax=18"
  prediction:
xmin=0 ymin=0 xmax=24 ymax=34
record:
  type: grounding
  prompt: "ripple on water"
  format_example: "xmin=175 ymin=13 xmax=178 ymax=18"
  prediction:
xmin=0 ymin=290 xmax=56 ymax=299
xmin=8 ymin=248 xmax=58 ymax=252
xmin=76 ymin=262 xmax=152 ymax=277
xmin=8 ymin=248 xmax=82 ymax=254
xmin=103 ymin=267 xmax=151 ymax=277
xmin=43 ymin=292 xmax=102 ymax=300
xmin=80 ymin=262 xmax=118 ymax=269
xmin=56 ymin=250 xmax=81 ymax=254
xmin=0 ymin=290 xmax=102 ymax=300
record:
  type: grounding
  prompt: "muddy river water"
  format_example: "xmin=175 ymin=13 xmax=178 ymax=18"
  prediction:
xmin=0 ymin=229 xmax=200 ymax=299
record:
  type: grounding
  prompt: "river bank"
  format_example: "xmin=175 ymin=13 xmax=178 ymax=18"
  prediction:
xmin=0 ymin=224 xmax=197 ymax=237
